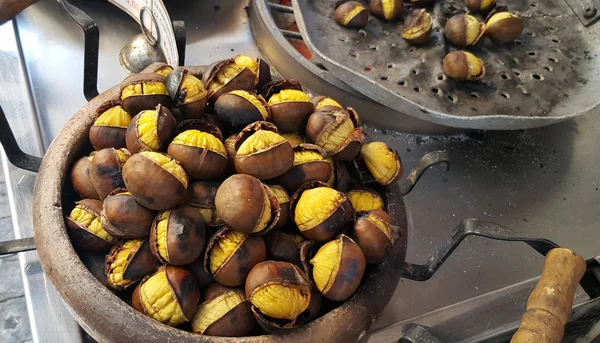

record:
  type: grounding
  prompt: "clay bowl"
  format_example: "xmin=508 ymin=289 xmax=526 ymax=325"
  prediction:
xmin=32 ymin=84 xmax=408 ymax=342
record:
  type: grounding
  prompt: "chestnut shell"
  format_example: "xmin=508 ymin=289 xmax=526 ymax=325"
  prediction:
xmin=89 ymin=100 xmax=128 ymax=150
xmin=265 ymin=230 xmax=302 ymax=266
xmin=100 ymin=189 xmax=156 ymax=239
xmin=89 ymin=148 xmax=129 ymax=200
xmin=369 ymin=0 xmax=404 ymax=21
xmin=402 ymin=9 xmax=432 ymax=45
xmin=119 ymin=73 xmax=172 ymax=115
xmin=125 ymin=104 xmax=177 ymax=154
xmin=167 ymin=134 xmax=228 ymax=180
xmin=214 ymin=92 xmax=270 ymax=129
xmin=164 ymin=67 xmax=208 ymax=119
xmin=318 ymin=235 xmax=366 ymax=302
xmin=105 ymin=239 xmax=159 ymax=290
xmin=198 ymin=284 xmax=256 ymax=337
xmin=277 ymin=144 xmax=332 ymax=194
xmin=66 ymin=199 xmax=114 ymax=253
xmin=351 ymin=209 xmax=394 ymax=264
xmin=71 ymin=156 xmax=100 ymax=200
xmin=270 ymin=101 xmax=315 ymax=134
xmin=202 ymin=59 xmax=256 ymax=103
xmin=334 ymin=1 xmax=369 ymax=29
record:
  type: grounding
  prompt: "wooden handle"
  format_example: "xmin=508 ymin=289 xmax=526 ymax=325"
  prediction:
xmin=0 ymin=0 xmax=39 ymax=26
xmin=511 ymin=248 xmax=586 ymax=343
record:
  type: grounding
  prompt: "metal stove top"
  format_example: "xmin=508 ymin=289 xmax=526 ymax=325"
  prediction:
xmin=1 ymin=0 xmax=600 ymax=342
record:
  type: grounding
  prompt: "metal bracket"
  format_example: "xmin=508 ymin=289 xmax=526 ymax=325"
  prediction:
xmin=0 ymin=237 xmax=36 ymax=255
xmin=565 ymin=0 xmax=600 ymax=26
xmin=397 ymin=324 xmax=441 ymax=343
xmin=0 ymin=105 xmax=42 ymax=172
xmin=173 ymin=20 xmax=186 ymax=66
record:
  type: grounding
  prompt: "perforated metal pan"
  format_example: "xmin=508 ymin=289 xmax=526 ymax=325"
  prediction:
xmin=294 ymin=0 xmax=600 ymax=130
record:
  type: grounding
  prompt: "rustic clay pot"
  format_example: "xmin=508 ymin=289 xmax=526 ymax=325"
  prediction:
xmin=33 ymin=84 xmax=408 ymax=342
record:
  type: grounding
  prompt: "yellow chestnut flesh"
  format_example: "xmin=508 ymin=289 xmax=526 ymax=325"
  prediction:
xmin=254 ymin=191 xmax=272 ymax=233
xmin=310 ymin=239 xmax=341 ymax=294
xmin=367 ymin=212 xmax=392 ymax=239
xmin=155 ymin=212 xmax=170 ymax=262
xmin=465 ymin=52 xmax=483 ymax=79
xmin=268 ymin=90 xmax=311 ymax=106
xmin=281 ymin=133 xmax=305 ymax=147
xmin=138 ymin=151 xmax=188 ymax=188
xmin=199 ymin=208 xmax=224 ymax=226
xmin=155 ymin=66 xmax=173 ymax=77
xmin=69 ymin=206 xmax=115 ymax=243
xmin=293 ymin=150 xmax=325 ymax=165
xmin=343 ymin=4 xmax=366 ymax=25
xmin=348 ymin=190 xmax=384 ymax=212
xmin=230 ymin=90 xmax=269 ymax=120
xmin=136 ymin=110 xmax=160 ymax=149
xmin=94 ymin=105 xmax=132 ymax=128
xmin=171 ymin=130 xmax=227 ymax=156
xmin=294 ymin=187 xmax=345 ymax=231
xmin=315 ymin=97 xmax=342 ymax=110
xmin=209 ymin=230 xmax=246 ymax=274
xmin=179 ymin=74 xmax=206 ymax=103
xmin=208 ymin=63 xmax=245 ymax=93
xmin=139 ymin=270 xmax=185 ymax=326
xmin=317 ymin=117 xmax=355 ymax=153
xmin=121 ymin=81 xmax=168 ymax=99
xmin=250 ymin=282 xmax=310 ymax=320
xmin=107 ymin=239 xmax=143 ymax=288
xmin=115 ymin=149 xmax=130 ymax=166
xmin=382 ymin=0 xmax=394 ymax=20
xmin=192 ymin=290 xmax=246 ymax=334
xmin=465 ymin=15 xmax=483 ymax=45
xmin=360 ymin=142 xmax=401 ymax=184
xmin=237 ymin=130 xmax=286 ymax=156
xmin=487 ymin=12 xmax=517 ymax=27
xmin=234 ymin=55 xmax=258 ymax=74
xmin=268 ymin=185 xmax=289 ymax=204
xmin=402 ymin=10 xmax=432 ymax=41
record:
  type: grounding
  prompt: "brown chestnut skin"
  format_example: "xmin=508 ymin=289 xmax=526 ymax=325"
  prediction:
xmin=485 ymin=11 xmax=524 ymax=44
xmin=224 ymin=134 xmax=237 ymax=173
xmin=71 ymin=155 xmax=100 ymax=200
xmin=266 ymin=185 xmax=289 ymax=230
xmin=165 ymin=67 xmax=208 ymax=119
xmin=202 ymin=59 xmax=257 ymax=104
xmin=194 ymin=283 xmax=256 ymax=336
xmin=261 ymin=79 xmax=303 ymax=101
xmin=188 ymin=181 xmax=223 ymax=227
xmin=351 ymin=209 xmax=395 ymax=263
xmin=255 ymin=58 xmax=272 ymax=92
xmin=167 ymin=130 xmax=229 ymax=180
xmin=66 ymin=199 xmax=115 ymax=253
xmin=306 ymin=108 xmax=365 ymax=161
xmin=444 ymin=14 xmax=485 ymax=47
xmin=214 ymin=91 xmax=270 ymax=129
xmin=125 ymin=104 xmax=177 ymax=154
xmin=265 ymin=231 xmax=302 ymax=266
xmin=89 ymin=148 xmax=130 ymax=200
xmin=100 ymin=190 xmax=156 ymax=239
xmin=204 ymin=227 xmax=267 ymax=287
xmin=443 ymin=51 xmax=486 ymax=81
xmin=89 ymin=100 xmax=130 ymax=150
xmin=277 ymin=144 xmax=332 ymax=194
xmin=334 ymin=1 xmax=369 ymax=29
xmin=105 ymin=239 xmax=159 ymax=290
xmin=369 ymin=0 xmax=404 ymax=21
xmin=119 ymin=73 xmax=172 ymax=115
xmin=132 ymin=265 xmax=201 ymax=324
xmin=269 ymin=100 xmax=315 ymax=134
xmin=80 ymin=253 xmax=111 ymax=288
xmin=122 ymin=152 xmax=188 ymax=211
xmin=187 ymin=254 xmax=214 ymax=289
xmin=465 ymin=0 xmax=496 ymax=12
xmin=402 ymin=9 xmax=433 ymax=45
xmin=149 ymin=205 xmax=206 ymax=266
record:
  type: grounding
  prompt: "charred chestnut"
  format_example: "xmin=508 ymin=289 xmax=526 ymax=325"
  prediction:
xmin=187 ymin=255 xmax=214 ymax=288
xmin=122 ymin=151 xmax=188 ymax=210
xmin=71 ymin=154 xmax=100 ymax=200
xmin=233 ymin=55 xmax=272 ymax=91
xmin=277 ymin=144 xmax=332 ymax=193
xmin=268 ymin=89 xmax=314 ymax=133
xmin=203 ymin=58 xmax=256 ymax=103
xmin=105 ymin=239 xmax=159 ymax=290
xmin=290 ymin=181 xmax=353 ymax=242
xmin=360 ymin=141 xmax=403 ymax=185
xmin=306 ymin=107 xmax=365 ymax=161
xmin=214 ymin=90 xmax=270 ymax=128
xmin=215 ymin=174 xmax=280 ymax=234
xmin=100 ymin=189 xmax=156 ymax=239
xmin=188 ymin=181 xmax=224 ymax=227
xmin=444 ymin=14 xmax=486 ymax=47
xmin=132 ymin=265 xmax=201 ymax=326
xmin=310 ymin=234 xmax=366 ymax=301
xmin=402 ymin=9 xmax=433 ymax=45
xmin=266 ymin=184 xmax=289 ymax=229
xmin=485 ymin=11 xmax=524 ymax=44
xmin=120 ymin=73 xmax=171 ymax=115
xmin=125 ymin=104 xmax=177 ymax=154
xmin=167 ymin=129 xmax=228 ymax=180
xmin=191 ymin=283 xmax=256 ymax=336
xmin=66 ymin=199 xmax=116 ymax=252
xmin=165 ymin=67 xmax=208 ymax=119
xmin=352 ymin=209 xmax=397 ymax=263
xmin=443 ymin=50 xmax=486 ymax=81
xmin=234 ymin=121 xmax=294 ymax=180
xmin=89 ymin=101 xmax=131 ymax=150
xmin=265 ymin=230 xmax=301 ymax=266
xmin=89 ymin=148 xmax=130 ymax=200
xmin=465 ymin=0 xmax=496 ymax=12
xmin=369 ymin=0 xmax=404 ymax=21
xmin=205 ymin=227 xmax=267 ymax=287
xmin=347 ymin=186 xmax=384 ymax=212
xmin=334 ymin=1 xmax=369 ymax=29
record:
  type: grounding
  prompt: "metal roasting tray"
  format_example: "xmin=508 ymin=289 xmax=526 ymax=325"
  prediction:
xmin=293 ymin=0 xmax=600 ymax=130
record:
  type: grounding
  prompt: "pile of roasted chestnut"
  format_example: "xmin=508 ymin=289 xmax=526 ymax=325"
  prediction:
xmin=334 ymin=0 xmax=525 ymax=82
xmin=66 ymin=55 xmax=404 ymax=336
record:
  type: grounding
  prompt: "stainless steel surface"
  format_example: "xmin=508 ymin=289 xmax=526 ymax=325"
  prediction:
xmin=119 ymin=33 xmax=167 ymax=73
xmin=3 ymin=0 xmax=600 ymax=341
xmin=294 ymin=0 xmax=600 ymax=130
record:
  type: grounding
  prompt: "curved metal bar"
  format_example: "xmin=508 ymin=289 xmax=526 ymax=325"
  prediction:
xmin=0 ymin=105 xmax=42 ymax=172
xmin=0 ymin=237 xmax=36 ymax=255
xmin=399 ymin=150 xmax=450 ymax=196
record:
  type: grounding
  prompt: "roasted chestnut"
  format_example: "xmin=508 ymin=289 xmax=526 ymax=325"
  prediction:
xmin=188 ymin=181 xmax=224 ymax=227
xmin=465 ymin=0 xmax=496 ymax=12
xmin=334 ymin=1 xmax=369 ymax=29
xmin=203 ymin=58 xmax=256 ymax=103
xmin=224 ymin=134 xmax=237 ymax=169
xmin=369 ymin=0 xmax=404 ymax=21
xmin=230 ymin=55 xmax=271 ymax=91
xmin=352 ymin=209 xmax=397 ymax=263
xmin=310 ymin=234 xmax=365 ymax=301
xmin=402 ymin=9 xmax=432 ymax=45
xmin=268 ymin=89 xmax=314 ymax=133
xmin=125 ymin=104 xmax=177 ymax=154
xmin=245 ymin=261 xmax=312 ymax=323
xmin=89 ymin=100 xmax=131 ymax=150
xmin=187 ymin=254 xmax=214 ymax=288
xmin=120 ymin=73 xmax=171 ymax=115
xmin=311 ymin=96 xmax=343 ymax=111
xmin=485 ymin=11 xmax=524 ymax=44
xmin=443 ymin=50 xmax=486 ymax=81
xmin=100 ymin=189 xmax=156 ymax=239
xmin=234 ymin=121 xmax=294 ymax=180
xmin=205 ymin=227 xmax=267 ymax=287
xmin=122 ymin=151 xmax=188 ymax=210
xmin=191 ymin=283 xmax=256 ymax=336
xmin=145 ymin=62 xmax=173 ymax=77
xmin=105 ymin=239 xmax=159 ymax=290
xmin=71 ymin=154 xmax=100 ymax=200
xmin=165 ymin=67 xmax=208 ymax=119
xmin=306 ymin=107 xmax=365 ymax=161
xmin=347 ymin=186 xmax=384 ymax=212
xmin=214 ymin=90 xmax=270 ymax=128
xmin=444 ymin=14 xmax=486 ymax=47
xmin=215 ymin=174 xmax=280 ymax=234
xmin=290 ymin=181 xmax=353 ymax=242
xmin=89 ymin=147 xmax=130 ymax=200
xmin=66 ymin=199 xmax=116 ymax=252
xmin=132 ymin=265 xmax=201 ymax=326
xmin=280 ymin=133 xmax=306 ymax=147
xmin=265 ymin=230 xmax=302 ymax=266
xmin=167 ymin=129 xmax=228 ymax=180
xmin=360 ymin=141 xmax=403 ymax=185
xmin=266 ymin=184 xmax=289 ymax=229
xmin=149 ymin=205 xmax=206 ymax=266
xmin=277 ymin=144 xmax=332 ymax=193
xmin=261 ymin=79 xmax=302 ymax=101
